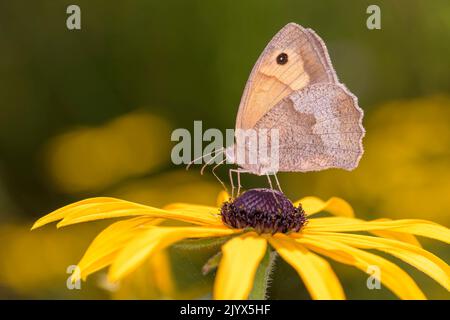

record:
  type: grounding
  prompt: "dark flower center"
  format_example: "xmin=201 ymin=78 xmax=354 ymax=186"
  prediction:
xmin=220 ymin=188 xmax=307 ymax=234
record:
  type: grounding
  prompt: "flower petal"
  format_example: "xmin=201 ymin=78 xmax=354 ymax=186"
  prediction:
xmin=109 ymin=226 xmax=234 ymax=282
xmin=163 ymin=203 xmax=222 ymax=225
xmin=306 ymin=218 xmax=450 ymax=244
xmin=32 ymin=197 xmax=222 ymax=229
xmin=31 ymin=197 xmax=119 ymax=230
xmin=150 ymin=250 xmax=175 ymax=297
xmin=306 ymin=218 xmax=422 ymax=247
xmin=76 ymin=217 xmax=160 ymax=280
xmin=269 ymin=235 xmax=345 ymax=300
xmin=368 ymin=219 xmax=421 ymax=247
xmin=213 ymin=232 xmax=267 ymax=300
xmin=305 ymin=217 xmax=362 ymax=229
xmin=293 ymin=197 xmax=354 ymax=217
xmin=216 ymin=191 xmax=230 ymax=206
xmin=369 ymin=230 xmax=422 ymax=247
xmin=309 ymin=232 xmax=450 ymax=291
xmin=299 ymin=236 xmax=426 ymax=299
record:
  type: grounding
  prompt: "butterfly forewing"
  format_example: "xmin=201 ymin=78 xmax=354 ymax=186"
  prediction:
xmin=235 ymin=23 xmax=337 ymax=130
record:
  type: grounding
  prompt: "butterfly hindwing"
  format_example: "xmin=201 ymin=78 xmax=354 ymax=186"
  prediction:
xmin=250 ymin=83 xmax=364 ymax=172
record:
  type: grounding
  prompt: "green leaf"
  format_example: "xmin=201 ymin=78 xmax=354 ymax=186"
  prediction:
xmin=201 ymin=251 xmax=222 ymax=275
xmin=172 ymin=235 xmax=234 ymax=251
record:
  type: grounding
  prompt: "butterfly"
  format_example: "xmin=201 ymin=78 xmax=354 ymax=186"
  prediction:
xmin=188 ymin=23 xmax=364 ymax=196
xmin=218 ymin=23 xmax=365 ymax=194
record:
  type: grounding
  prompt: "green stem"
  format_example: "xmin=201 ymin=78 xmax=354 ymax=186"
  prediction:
xmin=249 ymin=246 xmax=276 ymax=300
xmin=172 ymin=235 xmax=232 ymax=250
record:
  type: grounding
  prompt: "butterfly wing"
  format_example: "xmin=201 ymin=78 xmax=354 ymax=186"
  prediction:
xmin=235 ymin=23 xmax=338 ymax=130
xmin=304 ymin=28 xmax=338 ymax=83
xmin=253 ymin=82 xmax=364 ymax=172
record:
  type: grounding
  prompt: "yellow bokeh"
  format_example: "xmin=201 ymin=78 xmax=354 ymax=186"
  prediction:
xmin=0 ymin=223 xmax=104 ymax=298
xmin=44 ymin=111 xmax=173 ymax=194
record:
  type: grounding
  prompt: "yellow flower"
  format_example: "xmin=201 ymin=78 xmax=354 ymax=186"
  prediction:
xmin=31 ymin=189 xmax=450 ymax=300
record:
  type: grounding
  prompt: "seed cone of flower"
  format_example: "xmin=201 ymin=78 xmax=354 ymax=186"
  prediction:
xmin=221 ymin=189 xmax=307 ymax=234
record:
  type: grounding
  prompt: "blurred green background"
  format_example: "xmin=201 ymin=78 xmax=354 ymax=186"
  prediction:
xmin=0 ymin=0 xmax=449 ymax=299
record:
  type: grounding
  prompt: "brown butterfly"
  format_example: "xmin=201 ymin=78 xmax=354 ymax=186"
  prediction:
xmin=219 ymin=23 xmax=365 ymax=194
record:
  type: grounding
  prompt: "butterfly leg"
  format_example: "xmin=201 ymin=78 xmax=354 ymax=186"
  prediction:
xmin=273 ymin=173 xmax=283 ymax=192
xmin=266 ymin=174 xmax=280 ymax=204
xmin=236 ymin=169 xmax=243 ymax=196
xmin=212 ymin=159 xmax=228 ymax=194
xmin=186 ymin=148 xmax=223 ymax=171
xmin=200 ymin=150 xmax=223 ymax=175
xmin=229 ymin=168 xmax=250 ymax=198
xmin=266 ymin=174 xmax=274 ymax=190
xmin=229 ymin=169 xmax=236 ymax=199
